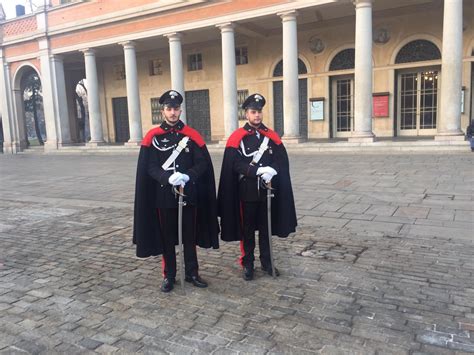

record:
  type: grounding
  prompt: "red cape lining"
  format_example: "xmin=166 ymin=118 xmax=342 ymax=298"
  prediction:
xmin=141 ymin=125 xmax=206 ymax=148
xmin=225 ymin=127 xmax=282 ymax=148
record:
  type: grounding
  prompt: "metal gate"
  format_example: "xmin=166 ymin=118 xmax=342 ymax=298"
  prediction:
xmin=112 ymin=97 xmax=130 ymax=143
xmin=185 ymin=90 xmax=211 ymax=141
xmin=272 ymin=79 xmax=308 ymax=138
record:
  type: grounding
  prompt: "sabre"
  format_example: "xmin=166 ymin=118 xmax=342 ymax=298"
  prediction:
xmin=177 ymin=185 xmax=186 ymax=294
xmin=266 ymin=181 xmax=276 ymax=278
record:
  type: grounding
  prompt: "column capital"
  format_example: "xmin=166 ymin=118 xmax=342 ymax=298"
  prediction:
xmin=80 ymin=48 xmax=96 ymax=56
xmin=353 ymin=0 xmax=373 ymax=9
xmin=50 ymin=54 xmax=64 ymax=62
xmin=164 ymin=32 xmax=182 ymax=41
xmin=118 ymin=40 xmax=136 ymax=49
xmin=216 ymin=22 xmax=234 ymax=32
xmin=278 ymin=10 xmax=298 ymax=21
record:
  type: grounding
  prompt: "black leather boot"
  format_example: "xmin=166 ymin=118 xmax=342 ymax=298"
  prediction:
xmin=243 ymin=266 xmax=254 ymax=281
xmin=161 ymin=277 xmax=175 ymax=292
xmin=261 ymin=265 xmax=280 ymax=277
xmin=185 ymin=274 xmax=208 ymax=288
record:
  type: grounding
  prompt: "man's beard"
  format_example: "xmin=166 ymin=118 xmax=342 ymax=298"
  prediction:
xmin=165 ymin=116 xmax=179 ymax=125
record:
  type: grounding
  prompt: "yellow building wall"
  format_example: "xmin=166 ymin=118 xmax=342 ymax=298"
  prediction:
xmin=95 ymin=3 xmax=473 ymax=142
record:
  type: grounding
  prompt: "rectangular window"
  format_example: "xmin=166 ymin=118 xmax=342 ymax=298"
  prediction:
xmin=114 ymin=64 xmax=126 ymax=80
xmin=149 ymin=59 xmax=163 ymax=76
xmin=235 ymin=47 xmax=248 ymax=65
xmin=237 ymin=89 xmax=249 ymax=120
xmin=151 ymin=98 xmax=163 ymax=124
xmin=187 ymin=53 xmax=202 ymax=71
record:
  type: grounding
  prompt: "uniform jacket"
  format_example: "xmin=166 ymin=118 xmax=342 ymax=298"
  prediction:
xmin=217 ymin=123 xmax=297 ymax=242
xmin=133 ymin=120 xmax=219 ymax=257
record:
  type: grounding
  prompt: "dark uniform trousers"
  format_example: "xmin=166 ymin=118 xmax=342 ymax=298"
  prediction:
xmin=158 ymin=207 xmax=198 ymax=279
xmin=146 ymin=120 xmax=208 ymax=280
xmin=234 ymin=123 xmax=279 ymax=270
xmin=241 ymin=199 xmax=271 ymax=269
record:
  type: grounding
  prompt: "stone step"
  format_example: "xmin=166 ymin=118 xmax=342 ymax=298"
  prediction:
xmin=15 ymin=139 xmax=470 ymax=155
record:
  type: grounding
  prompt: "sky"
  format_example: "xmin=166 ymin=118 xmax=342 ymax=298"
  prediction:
xmin=0 ymin=0 xmax=46 ymax=20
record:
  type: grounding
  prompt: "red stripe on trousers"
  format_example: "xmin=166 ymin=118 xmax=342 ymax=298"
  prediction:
xmin=239 ymin=202 xmax=245 ymax=267
xmin=157 ymin=209 xmax=166 ymax=278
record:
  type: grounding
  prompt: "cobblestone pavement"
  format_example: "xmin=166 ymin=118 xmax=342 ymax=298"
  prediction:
xmin=0 ymin=152 xmax=473 ymax=354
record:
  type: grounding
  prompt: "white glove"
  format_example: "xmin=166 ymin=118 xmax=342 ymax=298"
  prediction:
xmin=256 ymin=166 xmax=277 ymax=177
xmin=168 ymin=172 xmax=183 ymax=186
xmin=261 ymin=172 xmax=273 ymax=183
xmin=178 ymin=174 xmax=190 ymax=187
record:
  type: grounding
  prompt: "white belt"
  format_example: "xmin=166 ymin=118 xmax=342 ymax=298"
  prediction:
xmin=251 ymin=136 xmax=269 ymax=165
xmin=160 ymin=136 xmax=190 ymax=171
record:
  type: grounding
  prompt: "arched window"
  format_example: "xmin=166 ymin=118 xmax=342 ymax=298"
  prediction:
xmin=329 ymin=49 xmax=355 ymax=71
xmin=273 ymin=58 xmax=307 ymax=77
xmin=395 ymin=40 xmax=441 ymax=64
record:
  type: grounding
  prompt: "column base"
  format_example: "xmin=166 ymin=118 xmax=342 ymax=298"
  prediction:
xmin=86 ymin=141 xmax=106 ymax=148
xmin=435 ymin=132 xmax=465 ymax=141
xmin=282 ymin=136 xmax=305 ymax=144
xmin=218 ymin=136 xmax=229 ymax=145
xmin=58 ymin=141 xmax=73 ymax=148
xmin=124 ymin=141 xmax=142 ymax=147
xmin=2 ymin=142 xmax=22 ymax=154
xmin=44 ymin=140 xmax=59 ymax=151
xmin=348 ymin=132 xmax=375 ymax=143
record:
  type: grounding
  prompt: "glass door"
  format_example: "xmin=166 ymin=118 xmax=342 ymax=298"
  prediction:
xmin=331 ymin=76 xmax=354 ymax=138
xmin=398 ymin=69 xmax=439 ymax=136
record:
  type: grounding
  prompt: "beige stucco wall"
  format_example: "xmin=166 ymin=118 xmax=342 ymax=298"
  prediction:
xmin=94 ymin=2 xmax=473 ymax=142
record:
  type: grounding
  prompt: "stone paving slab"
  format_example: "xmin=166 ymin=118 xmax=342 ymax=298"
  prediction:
xmin=0 ymin=152 xmax=473 ymax=354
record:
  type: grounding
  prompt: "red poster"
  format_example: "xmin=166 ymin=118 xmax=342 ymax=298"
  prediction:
xmin=373 ymin=95 xmax=389 ymax=117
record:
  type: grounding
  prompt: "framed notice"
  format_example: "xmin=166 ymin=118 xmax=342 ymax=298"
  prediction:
xmin=373 ymin=92 xmax=389 ymax=117
xmin=310 ymin=98 xmax=325 ymax=121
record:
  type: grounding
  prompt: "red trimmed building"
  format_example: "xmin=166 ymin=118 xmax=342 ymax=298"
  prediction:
xmin=0 ymin=0 xmax=472 ymax=153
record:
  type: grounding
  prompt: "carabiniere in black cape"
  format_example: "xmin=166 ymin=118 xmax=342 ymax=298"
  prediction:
xmin=217 ymin=124 xmax=297 ymax=242
xmin=133 ymin=124 xmax=219 ymax=258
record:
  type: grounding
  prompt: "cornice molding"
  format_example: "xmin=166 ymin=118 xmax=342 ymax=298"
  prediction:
xmin=49 ymin=0 xmax=335 ymax=54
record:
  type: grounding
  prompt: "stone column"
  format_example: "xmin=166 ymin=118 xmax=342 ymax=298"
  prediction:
xmin=279 ymin=11 xmax=301 ymax=143
xmin=51 ymin=55 xmax=71 ymax=145
xmin=120 ymin=41 xmax=143 ymax=144
xmin=81 ymin=49 xmax=104 ymax=145
xmin=12 ymin=86 xmax=28 ymax=150
xmin=165 ymin=33 xmax=186 ymax=123
xmin=39 ymin=38 xmax=60 ymax=150
xmin=0 ymin=56 xmax=21 ymax=153
xmin=436 ymin=0 xmax=464 ymax=140
xmin=217 ymin=22 xmax=238 ymax=139
xmin=349 ymin=0 xmax=375 ymax=142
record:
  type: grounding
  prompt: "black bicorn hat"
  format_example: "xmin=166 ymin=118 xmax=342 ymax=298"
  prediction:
xmin=159 ymin=90 xmax=183 ymax=108
xmin=242 ymin=93 xmax=266 ymax=110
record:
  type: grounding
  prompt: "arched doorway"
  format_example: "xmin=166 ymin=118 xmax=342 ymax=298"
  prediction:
xmin=394 ymin=40 xmax=441 ymax=136
xmin=13 ymin=65 xmax=46 ymax=148
xmin=272 ymin=58 xmax=308 ymax=138
xmin=329 ymin=48 xmax=355 ymax=138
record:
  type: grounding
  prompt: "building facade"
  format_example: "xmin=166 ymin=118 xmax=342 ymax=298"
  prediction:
xmin=0 ymin=0 xmax=473 ymax=153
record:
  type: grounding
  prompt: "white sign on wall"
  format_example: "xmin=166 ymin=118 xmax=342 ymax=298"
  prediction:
xmin=310 ymin=99 xmax=324 ymax=121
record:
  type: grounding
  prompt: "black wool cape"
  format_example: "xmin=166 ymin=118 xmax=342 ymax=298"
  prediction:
xmin=217 ymin=127 xmax=297 ymax=242
xmin=133 ymin=125 xmax=219 ymax=258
